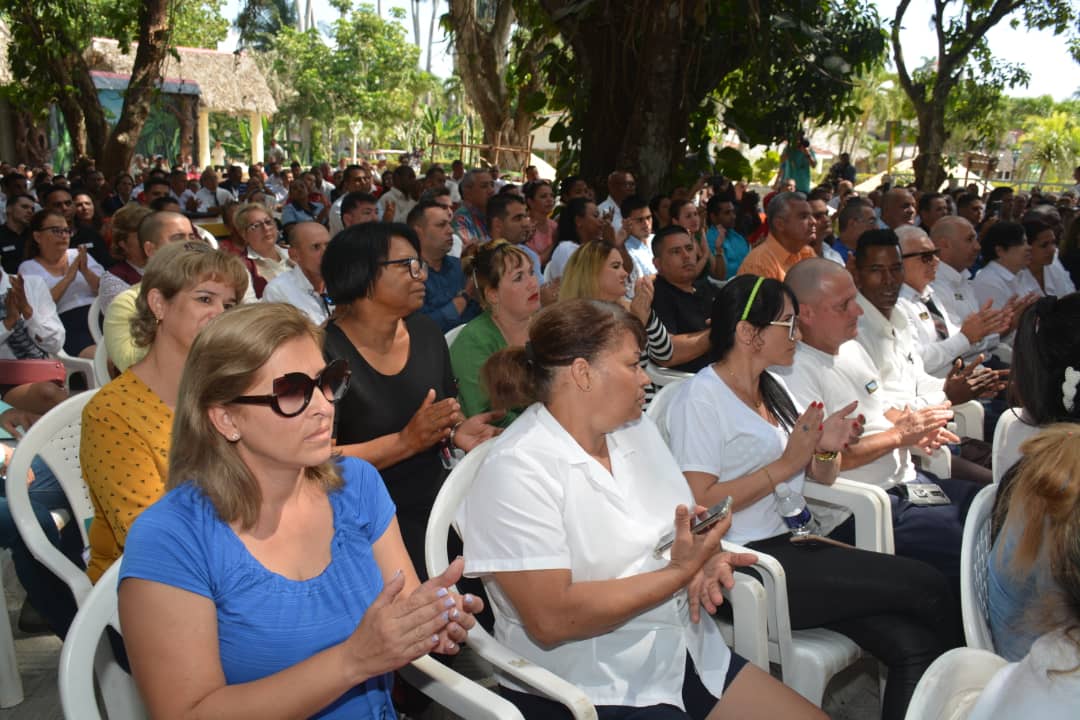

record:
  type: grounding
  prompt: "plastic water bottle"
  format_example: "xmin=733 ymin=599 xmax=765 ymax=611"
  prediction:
xmin=774 ymin=483 xmax=815 ymax=536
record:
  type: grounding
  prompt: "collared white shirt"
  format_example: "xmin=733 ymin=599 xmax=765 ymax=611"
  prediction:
xmin=973 ymin=261 xmax=1041 ymax=311
xmin=460 ymin=404 xmax=731 ymax=708
xmin=931 ymin=261 xmax=1000 ymax=359
xmin=624 ymin=234 xmax=655 ymax=299
xmin=597 ymin=196 xmax=623 ymax=233
xmin=262 ymin=266 xmax=327 ymax=326
xmin=773 ymin=341 xmax=916 ymax=489
xmin=821 ymin=242 xmax=844 ymax=266
xmin=194 ymin=187 xmax=233 ymax=212
xmin=375 ymin=187 xmax=417 ymax=224
xmin=1043 ymin=253 xmax=1076 ymax=297
xmin=18 ymin=249 xmax=103 ymax=315
xmin=855 ymin=292 xmax=946 ymax=409
xmin=0 ymin=270 xmax=64 ymax=358
xmin=246 ymin=245 xmax=293 ymax=284
xmin=896 ymin=283 xmax=974 ymax=377
xmin=328 ymin=194 xmax=346 ymax=237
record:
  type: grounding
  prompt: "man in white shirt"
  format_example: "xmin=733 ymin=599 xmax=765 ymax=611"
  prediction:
xmin=596 ymin=170 xmax=636 ymax=233
xmin=619 ymin=196 xmax=656 ymax=293
xmin=879 ymin=188 xmax=916 ymax=229
xmin=930 ymin=216 xmax=1019 ymax=364
xmin=262 ymin=222 xmax=329 ymax=326
xmin=376 ymin=165 xmax=419 ymax=224
xmin=896 ymin=225 xmax=1009 ymax=376
xmin=192 ymin=168 xmax=233 ymax=217
xmin=779 ymin=257 xmax=979 ymax=586
xmin=327 ymin=165 xmax=372 ymax=236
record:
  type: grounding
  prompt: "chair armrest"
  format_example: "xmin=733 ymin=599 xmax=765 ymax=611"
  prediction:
xmin=805 ymin=479 xmax=893 ymax=554
xmin=723 ymin=542 xmax=795 ymax=675
xmin=465 ymin=629 xmax=598 ymax=720
xmin=400 ymin=655 xmax=525 ymax=720
xmin=992 ymin=343 xmax=1011 ymax=365
xmin=57 ymin=351 xmax=98 ymax=390
xmin=723 ymin=572 xmax=769 ymax=670
xmin=952 ymin=400 xmax=985 ymax=442
xmin=913 ymin=445 xmax=951 ymax=479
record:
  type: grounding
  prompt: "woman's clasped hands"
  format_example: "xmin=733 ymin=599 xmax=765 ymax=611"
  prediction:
xmin=667 ymin=505 xmax=757 ymax=623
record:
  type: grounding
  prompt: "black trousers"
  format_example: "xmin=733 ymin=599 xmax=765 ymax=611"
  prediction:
xmin=742 ymin=521 xmax=958 ymax=720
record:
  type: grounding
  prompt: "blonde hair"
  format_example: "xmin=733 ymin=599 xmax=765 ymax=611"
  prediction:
xmin=461 ymin=239 xmax=531 ymax=309
xmin=168 ymin=303 xmax=342 ymax=529
xmin=130 ymin=243 xmax=249 ymax=347
xmin=232 ymin=202 xmax=273 ymax=235
xmin=109 ymin=204 xmax=153 ymax=260
xmin=559 ymin=241 xmax=618 ymax=301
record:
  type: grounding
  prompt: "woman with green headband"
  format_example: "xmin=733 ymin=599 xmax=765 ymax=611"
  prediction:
xmin=665 ymin=274 xmax=960 ymax=720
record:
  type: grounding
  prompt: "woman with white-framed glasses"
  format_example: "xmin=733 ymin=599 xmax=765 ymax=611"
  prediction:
xmin=118 ymin=302 xmax=483 ymax=719
xmin=232 ymin=202 xmax=290 ymax=298
xmin=664 ymin=274 xmax=959 ymax=720
xmin=322 ymin=222 xmax=501 ymax=576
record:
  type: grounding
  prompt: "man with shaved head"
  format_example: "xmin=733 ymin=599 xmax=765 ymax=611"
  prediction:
xmin=879 ymin=188 xmax=916 ymax=229
xmin=777 ymin=257 xmax=975 ymax=586
xmin=597 ymin=170 xmax=636 ymax=233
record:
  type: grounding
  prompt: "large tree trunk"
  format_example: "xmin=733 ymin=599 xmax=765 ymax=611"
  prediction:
xmin=447 ymin=0 xmax=539 ymax=169
xmin=98 ymin=0 xmax=171 ymax=179
xmin=427 ymin=0 xmax=438 ymax=74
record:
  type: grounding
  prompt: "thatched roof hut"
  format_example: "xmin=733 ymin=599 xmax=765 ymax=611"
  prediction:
xmin=87 ymin=38 xmax=277 ymax=116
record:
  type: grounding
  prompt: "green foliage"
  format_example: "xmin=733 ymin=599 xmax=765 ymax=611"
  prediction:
xmin=271 ymin=2 xmax=437 ymax=156
xmin=171 ymin=0 xmax=229 ymax=48
xmin=234 ymin=0 xmax=298 ymax=51
xmin=1021 ymin=111 xmax=1080 ymax=183
xmin=753 ymin=151 xmax=782 ymax=184
xmin=713 ymin=147 xmax=753 ymax=182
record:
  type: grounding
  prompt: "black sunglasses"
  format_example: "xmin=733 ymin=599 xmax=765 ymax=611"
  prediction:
xmin=901 ymin=249 xmax=940 ymax=265
xmin=231 ymin=358 xmax=351 ymax=417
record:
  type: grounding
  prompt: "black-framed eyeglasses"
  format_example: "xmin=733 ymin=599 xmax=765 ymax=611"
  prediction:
xmin=230 ymin=358 xmax=351 ymax=418
xmin=40 ymin=226 xmax=73 ymax=237
xmin=901 ymin=249 xmax=940 ymax=265
xmin=768 ymin=317 xmax=798 ymax=341
xmin=378 ymin=257 xmax=428 ymax=279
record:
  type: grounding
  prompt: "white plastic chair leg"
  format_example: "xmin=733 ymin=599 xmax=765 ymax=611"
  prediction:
xmin=0 ymin=552 xmax=24 ymax=708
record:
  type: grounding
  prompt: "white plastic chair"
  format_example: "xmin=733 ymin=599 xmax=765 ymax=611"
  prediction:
xmin=6 ymin=391 xmax=99 ymax=608
xmin=644 ymin=361 xmax=692 ymax=388
xmin=87 ymin=296 xmax=103 ymax=345
xmin=960 ymin=484 xmax=997 ymax=651
xmin=952 ymin=400 xmax=985 ymax=442
xmin=903 ymin=646 xmax=1006 ymax=720
xmin=92 ymin=342 xmax=113 ymax=387
xmin=991 ymin=409 xmax=1036 ymax=484
xmin=60 ymin=561 xmax=522 ymax=720
xmin=644 ymin=379 xmax=685 ymax=444
xmin=57 ymin=350 xmax=99 ymax=391
xmin=444 ymin=323 xmax=466 ymax=349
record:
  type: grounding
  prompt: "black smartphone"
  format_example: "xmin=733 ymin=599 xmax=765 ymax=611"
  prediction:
xmin=653 ymin=496 xmax=733 ymax=557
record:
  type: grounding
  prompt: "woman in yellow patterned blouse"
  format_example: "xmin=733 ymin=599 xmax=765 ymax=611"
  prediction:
xmin=80 ymin=242 xmax=248 ymax=582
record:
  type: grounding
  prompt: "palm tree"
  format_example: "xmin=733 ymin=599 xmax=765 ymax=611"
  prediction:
xmin=1022 ymin=112 xmax=1080 ymax=183
xmin=234 ymin=0 xmax=299 ymax=51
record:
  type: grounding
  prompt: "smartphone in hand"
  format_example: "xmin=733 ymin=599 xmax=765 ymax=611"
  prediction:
xmin=653 ymin=496 xmax=733 ymax=557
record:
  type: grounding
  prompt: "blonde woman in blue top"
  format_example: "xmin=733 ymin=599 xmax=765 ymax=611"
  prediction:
xmin=119 ymin=303 xmax=482 ymax=719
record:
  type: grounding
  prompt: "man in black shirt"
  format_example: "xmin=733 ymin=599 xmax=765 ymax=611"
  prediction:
xmin=0 ymin=193 xmax=35 ymax=274
xmin=651 ymin=225 xmax=716 ymax=372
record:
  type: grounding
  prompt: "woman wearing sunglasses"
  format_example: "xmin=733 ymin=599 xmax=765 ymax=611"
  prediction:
xmin=18 ymin=209 xmax=104 ymax=356
xmin=118 ymin=303 xmax=482 ymax=719
xmin=81 ymin=242 xmax=248 ymax=584
xmin=664 ymin=275 xmax=959 ymax=720
xmin=322 ymin=222 xmax=501 ymax=576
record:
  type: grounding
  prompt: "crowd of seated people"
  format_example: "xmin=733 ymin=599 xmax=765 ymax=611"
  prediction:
xmin=3 ymin=154 xmax=1080 ymax=719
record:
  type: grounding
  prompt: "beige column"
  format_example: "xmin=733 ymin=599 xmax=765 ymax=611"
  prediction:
xmin=197 ymin=108 xmax=211 ymax=169
xmin=249 ymin=111 xmax=264 ymax=166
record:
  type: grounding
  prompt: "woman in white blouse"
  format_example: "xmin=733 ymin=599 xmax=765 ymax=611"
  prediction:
xmin=18 ymin=209 xmax=102 ymax=356
xmin=665 ymin=275 xmax=960 ymax=720
xmin=973 ymin=222 xmax=1041 ymax=311
xmin=1023 ymin=218 xmax=1076 ymax=297
xmin=462 ymin=299 xmax=823 ymax=720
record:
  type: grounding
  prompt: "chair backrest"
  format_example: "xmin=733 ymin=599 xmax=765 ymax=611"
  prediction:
xmin=92 ymin=342 xmax=113 ymax=387
xmin=644 ymin=377 xmax=687 ymax=446
xmin=903 ymin=646 xmax=1006 ymax=720
xmin=6 ymin=390 xmax=99 ymax=606
xmin=444 ymin=323 xmax=466 ymax=349
xmin=992 ymin=409 xmax=1036 ymax=484
xmin=425 ymin=438 xmax=496 ymax=581
xmin=88 ymin=296 xmax=104 ymax=345
xmin=961 ymin=484 xmax=997 ymax=651
xmin=58 ymin=559 xmax=147 ymax=720
xmin=643 ymin=361 xmax=692 ymax=388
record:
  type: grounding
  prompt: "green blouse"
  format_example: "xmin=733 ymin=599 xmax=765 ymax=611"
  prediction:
xmin=449 ymin=311 xmax=519 ymax=427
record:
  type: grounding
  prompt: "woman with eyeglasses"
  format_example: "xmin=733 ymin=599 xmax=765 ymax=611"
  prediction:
xmin=18 ymin=209 xmax=103 ymax=356
xmin=450 ymin=240 xmax=540 ymax=426
xmin=118 ymin=302 xmax=482 ymax=719
xmin=232 ymin=202 xmax=291 ymax=298
xmin=81 ymin=242 xmax=248 ymax=584
xmin=664 ymin=275 xmax=959 ymax=720
xmin=973 ymin=222 xmax=1041 ymax=312
xmin=322 ymin=222 xmax=501 ymax=575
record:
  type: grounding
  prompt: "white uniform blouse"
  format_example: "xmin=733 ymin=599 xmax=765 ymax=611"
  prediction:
xmin=460 ymin=403 xmax=731 ymax=709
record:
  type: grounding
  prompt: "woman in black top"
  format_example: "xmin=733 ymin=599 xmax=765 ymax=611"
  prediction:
xmin=321 ymin=222 xmax=500 ymax=574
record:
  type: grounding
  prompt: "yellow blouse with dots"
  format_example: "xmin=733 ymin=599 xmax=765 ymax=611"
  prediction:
xmin=80 ymin=370 xmax=172 ymax=583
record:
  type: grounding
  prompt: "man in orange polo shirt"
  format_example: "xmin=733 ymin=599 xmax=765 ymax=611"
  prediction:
xmin=737 ymin=191 xmax=817 ymax=280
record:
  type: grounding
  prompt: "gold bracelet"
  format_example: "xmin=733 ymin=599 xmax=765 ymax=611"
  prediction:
xmin=813 ymin=450 xmax=838 ymax=463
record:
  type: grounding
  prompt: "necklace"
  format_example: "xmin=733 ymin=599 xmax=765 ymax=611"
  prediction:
xmin=716 ymin=362 xmax=763 ymax=408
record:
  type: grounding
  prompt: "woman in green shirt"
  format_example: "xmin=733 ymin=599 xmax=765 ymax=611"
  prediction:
xmin=449 ymin=240 xmax=539 ymax=425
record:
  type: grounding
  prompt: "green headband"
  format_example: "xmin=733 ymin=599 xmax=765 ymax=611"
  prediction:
xmin=741 ymin=276 xmax=765 ymax=321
